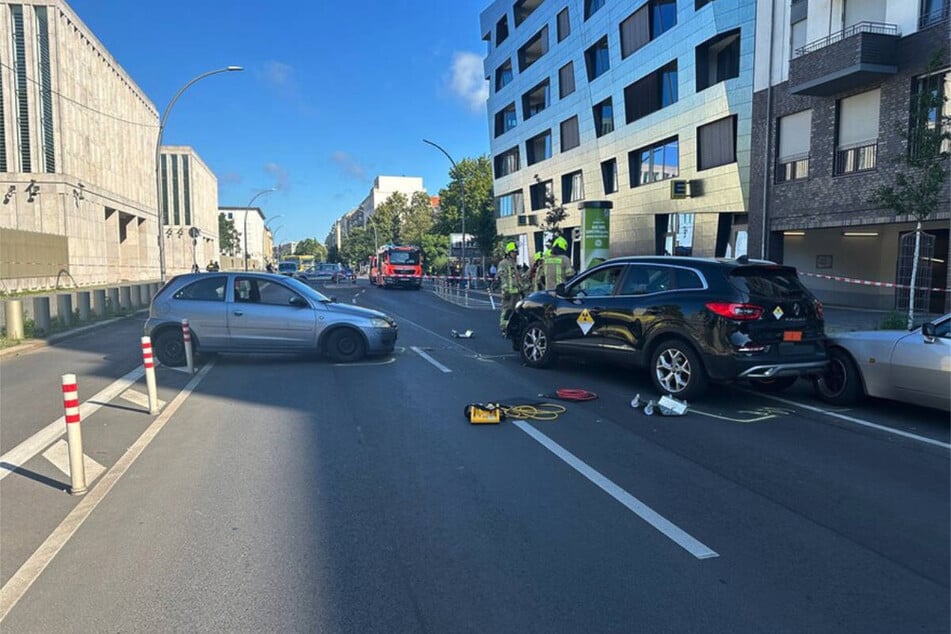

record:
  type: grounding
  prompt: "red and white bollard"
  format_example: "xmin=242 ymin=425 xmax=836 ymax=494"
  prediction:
xmin=141 ymin=336 xmax=159 ymax=414
xmin=181 ymin=319 xmax=195 ymax=374
xmin=61 ymin=374 xmax=87 ymax=495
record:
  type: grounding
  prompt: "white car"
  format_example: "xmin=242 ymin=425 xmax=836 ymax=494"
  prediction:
xmin=814 ymin=313 xmax=950 ymax=411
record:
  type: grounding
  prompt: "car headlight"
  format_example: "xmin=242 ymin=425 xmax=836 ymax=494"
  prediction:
xmin=371 ymin=317 xmax=393 ymax=328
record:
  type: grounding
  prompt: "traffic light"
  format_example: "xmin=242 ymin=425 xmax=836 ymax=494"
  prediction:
xmin=670 ymin=180 xmax=688 ymax=199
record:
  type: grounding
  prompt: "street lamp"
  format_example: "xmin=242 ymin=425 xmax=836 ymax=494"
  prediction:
xmin=269 ymin=225 xmax=284 ymax=259
xmin=243 ymin=188 xmax=276 ymax=271
xmin=423 ymin=139 xmax=466 ymax=274
xmin=155 ymin=65 xmax=242 ymax=281
xmin=263 ymin=214 xmax=283 ymax=265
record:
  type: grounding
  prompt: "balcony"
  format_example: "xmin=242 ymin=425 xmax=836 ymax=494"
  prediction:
xmin=788 ymin=22 xmax=900 ymax=97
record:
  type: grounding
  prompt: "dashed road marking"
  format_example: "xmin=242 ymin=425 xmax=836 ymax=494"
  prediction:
xmin=41 ymin=440 xmax=105 ymax=485
xmin=411 ymin=346 xmax=452 ymax=373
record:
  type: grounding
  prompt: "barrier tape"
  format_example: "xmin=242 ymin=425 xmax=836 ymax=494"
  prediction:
xmin=800 ymin=271 xmax=950 ymax=293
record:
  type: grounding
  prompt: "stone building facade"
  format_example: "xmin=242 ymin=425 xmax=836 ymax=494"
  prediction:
xmin=160 ymin=146 xmax=220 ymax=274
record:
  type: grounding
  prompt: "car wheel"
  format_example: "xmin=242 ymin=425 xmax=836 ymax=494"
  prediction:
xmin=153 ymin=329 xmax=186 ymax=367
xmin=520 ymin=321 xmax=556 ymax=368
xmin=814 ymin=348 xmax=863 ymax=405
xmin=749 ymin=376 xmax=799 ymax=392
xmin=326 ymin=328 xmax=366 ymax=363
xmin=650 ymin=339 xmax=707 ymax=400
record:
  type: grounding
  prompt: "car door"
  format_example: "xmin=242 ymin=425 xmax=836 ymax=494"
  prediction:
xmin=889 ymin=316 xmax=951 ymax=407
xmin=166 ymin=275 xmax=230 ymax=349
xmin=227 ymin=276 xmax=318 ymax=350
xmin=549 ymin=264 xmax=627 ymax=357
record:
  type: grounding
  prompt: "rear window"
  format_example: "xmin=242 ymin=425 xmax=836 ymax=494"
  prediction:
xmin=730 ymin=266 xmax=808 ymax=298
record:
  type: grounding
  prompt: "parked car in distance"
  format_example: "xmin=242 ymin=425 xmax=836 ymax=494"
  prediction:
xmin=505 ymin=255 xmax=828 ymax=400
xmin=145 ymin=272 xmax=398 ymax=366
xmin=297 ymin=262 xmax=345 ymax=284
xmin=814 ymin=313 xmax=950 ymax=411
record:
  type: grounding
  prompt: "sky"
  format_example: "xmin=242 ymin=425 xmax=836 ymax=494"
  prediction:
xmin=68 ymin=0 xmax=492 ymax=245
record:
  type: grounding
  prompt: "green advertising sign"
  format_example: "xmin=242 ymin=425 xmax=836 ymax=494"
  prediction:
xmin=581 ymin=202 xmax=611 ymax=271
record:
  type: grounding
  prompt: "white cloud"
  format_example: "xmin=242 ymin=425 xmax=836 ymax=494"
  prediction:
xmin=264 ymin=162 xmax=290 ymax=191
xmin=331 ymin=151 xmax=367 ymax=181
xmin=448 ymin=52 xmax=488 ymax=112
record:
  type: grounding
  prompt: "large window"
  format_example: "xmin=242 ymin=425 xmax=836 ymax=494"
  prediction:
xmin=530 ymin=179 xmax=552 ymax=210
xmin=495 ymin=59 xmax=513 ymax=91
xmin=494 ymin=146 xmax=520 ymax=178
xmin=560 ymin=116 xmax=580 ymax=152
xmin=183 ymin=154 xmax=192 ymax=225
xmin=790 ymin=19 xmax=807 ymax=59
xmin=911 ymin=70 xmax=951 ymax=157
xmin=836 ymin=89 xmax=880 ymax=175
xmin=601 ymin=158 xmax=618 ymax=193
xmin=920 ymin=0 xmax=950 ymax=28
xmin=514 ymin=0 xmax=544 ymax=26
xmin=624 ymin=61 xmax=678 ymax=123
xmin=11 ymin=5 xmax=31 ymax=172
xmin=496 ymin=15 xmax=509 ymax=45
xmin=518 ymin=26 xmax=549 ymax=72
xmin=557 ymin=8 xmax=571 ymax=41
xmin=593 ymin=98 xmax=614 ymax=137
xmin=522 ymin=79 xmax=550 ymax=120
xmin=776 ymin=110 xmax=812 ymax=182
xmin=584 ymin=0 xmax=607 ymax=20
xmin=497 ymin=190 xmax=524 ymax=218
xmin=696 ymin=29 xmax=740 ymax=91
xmin=562 ymin=170 xmax=585 ymax=203
xmin=526 ymin=130 xmax=552 ymax=165
xmin=697 ymin=116 xmax=737 ymax=170
xmin=35 ymin=6 xmax=55 ymax=173
xmin=494 ymin=103 xmax=517 ymax=137
xmin=629 ymin=137 xmax=679 ymax=186
xmin=619 ymin=0 xmax=677 ymax=59
xmin=171 ymin=154 xmax=181 ymax=225
xmin=559 ymin=62 xmax=576 ymax=98
xmin=585 ymin=36 xmax=610 ymax=81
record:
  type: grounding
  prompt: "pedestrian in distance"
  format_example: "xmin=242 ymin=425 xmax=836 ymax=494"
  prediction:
xmin=542 ymin=236 xmax=575 ymax=290
xmin=497 ymin=242 xmax=528 ymax=335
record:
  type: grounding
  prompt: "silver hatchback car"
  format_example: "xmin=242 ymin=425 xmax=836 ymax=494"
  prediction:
xmin=145 ymin=272 xmax=398 ymax=366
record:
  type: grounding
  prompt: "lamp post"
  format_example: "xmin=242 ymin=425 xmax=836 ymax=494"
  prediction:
xmin=423 ymin=139 xmax=466 ymax=274
xmin=243 ymin=188 xmax=276 ymax=271
xmin=269 ymin=224 xmax=284 ymax=260
xmin=263 ymin=214 xmax=283 ymax=265
xmin=155 ymin=65 xmax=242 ymax=282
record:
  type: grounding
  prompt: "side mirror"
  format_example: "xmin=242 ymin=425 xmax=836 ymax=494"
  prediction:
xmin=555 ymin=283 xmax=567 ymax=297
xmin=922 ymin=322 xmax=936 ymax=342
xmin=289 ymin=296 xmax=308 ymax=308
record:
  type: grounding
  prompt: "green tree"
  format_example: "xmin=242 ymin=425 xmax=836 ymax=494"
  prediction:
xmin=872 ymin=51 xmax=950 ymax=328
xmin=534 ymin=174 xmax=567 ymax=236
xmin=434 ymin=155 xmax=496 ymax=258
xmin=218 ymin=212 xmax=241 ymax=256
xmin=340 ymin=226 xmax=376 ymax=266
xmin=421 ymin=232 xmax=450 ymax=275
xmin=402 ymin=191 xmax=436 ymax=246
xmin=295 ymin=237 xmax=328 ymax=262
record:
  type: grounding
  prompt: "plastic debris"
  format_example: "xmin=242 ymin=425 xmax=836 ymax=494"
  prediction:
xmin=657 ymin=394 xmax=688 ymax=416
xmin=630 ymin=394 xmax=642 ymax=409
xmin=451 ymin=329 xmax=474 ymax=338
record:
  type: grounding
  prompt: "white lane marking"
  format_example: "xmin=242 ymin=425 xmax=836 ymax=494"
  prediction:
xmin=0 ymin=360 xmax=215 ymax=621
xmin=745 ymin=391 xmax=951 ymax=450
xmin=120 ymin=388 xmax=165 ymax=410
xmin=513 ymin=419 xmax=719 ymax=560
xmin=41 ymin=440 xmax=105 ymax=485
xmin=0 ymin=366 xmax=145 ymax=482
xmin=411 ymin=346 xmax=452 ymax=373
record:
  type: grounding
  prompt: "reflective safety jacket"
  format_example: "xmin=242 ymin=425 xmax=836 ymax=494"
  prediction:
xmin=542 ymin=254 xmax=575 ymax=288
xmin=497 ymin=257 xmax=524 ymax=296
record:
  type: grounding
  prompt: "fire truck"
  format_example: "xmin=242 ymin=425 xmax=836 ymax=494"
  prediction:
xmin=369 ymin=244 xmax=423 ymax=289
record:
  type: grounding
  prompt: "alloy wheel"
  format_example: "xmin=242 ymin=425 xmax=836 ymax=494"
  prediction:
xmin=655 ymin=347 xmax=692 ymax=393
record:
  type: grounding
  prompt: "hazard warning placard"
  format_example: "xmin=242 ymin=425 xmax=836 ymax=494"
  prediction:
xmin=577 ymin=308 xmax=594 ymax=335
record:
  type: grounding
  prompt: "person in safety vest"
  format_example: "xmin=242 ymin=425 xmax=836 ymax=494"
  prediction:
xmin=530 ymin=251 xmax=545 ymax=291
xmin=497 ymin=242 xmax=527 ymax=334
xmin=542 ymin=236 xmax=575 ymax=290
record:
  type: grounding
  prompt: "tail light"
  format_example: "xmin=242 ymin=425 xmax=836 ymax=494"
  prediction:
xmin=705 ymin=302 xmax=764 ymax=321
xmin=814 ymin=299 xmax=824 ymax=319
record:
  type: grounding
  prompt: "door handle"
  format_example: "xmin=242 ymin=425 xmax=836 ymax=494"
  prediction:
xmin=232 ymin=311 xmax=243 ymax=316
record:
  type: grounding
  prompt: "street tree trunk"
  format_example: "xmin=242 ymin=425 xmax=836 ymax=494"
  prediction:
xmin=908 ymin=221 xmax=922 ymax=331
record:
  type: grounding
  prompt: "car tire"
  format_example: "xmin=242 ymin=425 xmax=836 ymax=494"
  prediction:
xmin=520 ymin=321 xmax=556 ymax=368
xmin=650 ymin=339 xmax=707 ymax=400
xmin=814 ymin=348 xmax=863 ymax=405
xmin=749 ymin=376 xmax=799 ymax=392
xmin=326 ymin=328 xmax=366 ymax=363
xmin=153 ymin=329 xmax=187 ymax=367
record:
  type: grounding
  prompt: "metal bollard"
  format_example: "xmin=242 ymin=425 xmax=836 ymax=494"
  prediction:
xmin=181 ymin=319 xmax=195 ymax=373
xmin=4 ymin=300 xmax=24 ymax=340
xmin=77 ymin=291 xmax=91 ymax=322
xmin=141 ymin=337 xmax=159 ymax=414
xmin=57 ymin=294 xmax=73 ymax=327
xmin=61 ymin=374 xmax=87 ymax=495
xmin=92 ymin=289 xmax=107 ymax=317
xmin=33 ymin=297 xmax=51 ymax=335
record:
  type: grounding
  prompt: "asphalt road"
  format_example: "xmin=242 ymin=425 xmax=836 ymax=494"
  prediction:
xmin=1 ymin=280 xmax=948 ymax=632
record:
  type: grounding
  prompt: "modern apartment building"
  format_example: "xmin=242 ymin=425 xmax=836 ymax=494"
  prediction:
xmin=749 ymin=0 xmax=950 ymax=310
xmin=480 ymin=0 xmax=756 ymax=266
xmin=160 ymin=146 xmax=220 ymax=274
xmin=0 ymin=0 xmax=159 ymax=291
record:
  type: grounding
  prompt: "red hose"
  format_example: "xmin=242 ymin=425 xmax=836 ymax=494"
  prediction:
xmin=554 ymin=388 xmax=598 ymax=401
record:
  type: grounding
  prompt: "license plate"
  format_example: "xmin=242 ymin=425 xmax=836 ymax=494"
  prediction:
xmin=783 ymin=330 xmax=803 ymax=342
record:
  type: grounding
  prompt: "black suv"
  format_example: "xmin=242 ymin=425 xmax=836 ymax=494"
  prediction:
xmin=505 ymin=256 xmax=828 ymax=400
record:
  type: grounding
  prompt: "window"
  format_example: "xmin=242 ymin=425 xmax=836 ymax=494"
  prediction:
xmin=790 ymin=19 xmax=807 ymax=59
xmin=0 ymin=64 xmax=6 ymax=172
xmin=620 ymin=0 xmax=677 ymax=59
xmin=911 ymin=70 xmax=951 ymax=157
xmin=624 ymin=61 xmax=678 ymax=123
xmin=696 ymin=29 xmax=740 ymax=91
xmin=526 ymin=130 xmax=552 ymax=165
xmin=585 ymin=36 xmax=610 ymax=81
xmin=11 ymin=5 xmax=31 ymax=172
xmin=562 ymin=170 xmax=585 ymax=202
xmin=183 ymin=155 xmax=192 ymax=225
xmin=777 ymin=110 xmax=812 ymax=182
xmin=559 ymin=62 xmax=576 ymax=98
xmin=696 ymin=0 xmax=713 ymax=8
xmin=496 ymin=15 xmax=509 ymax=44
xmin=530 ymin=179 xmax=552 ymax=210
xmin=495 ymin=60 xmax=513 ymax=91
xmin=518 ymin=26 xmax=549 ymax=72
xmin=160 ymin=155 xmax=170 ymax=224
xmin=836 ymin=89 xmax=880 ymax=175
xmin=584 ymin=0 xmax=606 ymax=20
xmin=514 ymin=0 xmax=543 ymax=26
xmin=494 ymin=146 xmax=520 ymax=178
xmin=593 ymin=98 xmax=614 ymax=137
xmin=572 ymin=265 xmax=624 ymax=297
xmin=174 ymin=276 xmax=227 ymax=302
xmin=561 ymin=116 xmax=580 ymax=151
xmin=601 ymin=158 xmax=618 ymax=193
xmin=522 ymin=79 xmax=550 ymax=120
xmin=920 ymin=0 xmax=950 ymax=28
xmin=35 ymin=6 xmax=55 ymax=173
xmin=629 ymin=137 xmax=679 ymax=186
xmin=697 ymin=116 xmax=737 ymax=170
xmin=557 ymin=8 xmax=571 ymax=41
xmin=494 ymin=103 xmax=518 ymax=136
xmin=171 ymin=154 xmax=181 ymax=225
xmin=497 ymin=190 xmax=524 ymax=218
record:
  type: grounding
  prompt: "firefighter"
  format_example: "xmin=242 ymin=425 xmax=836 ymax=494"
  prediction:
xmin=542 ymin=236 xmax=575 ymax=289
xmin=530 ymin=251 xmax=545 ymax=291
xmin=497 ymin=242 xmax=526 ymax=334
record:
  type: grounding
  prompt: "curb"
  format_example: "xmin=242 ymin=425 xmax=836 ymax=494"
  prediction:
xmin=0 ymin=310 xmax=148 ymax=360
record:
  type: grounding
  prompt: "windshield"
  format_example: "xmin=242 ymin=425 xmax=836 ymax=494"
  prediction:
xmin=389 ymin=251 xmax=420 ymax=265
xmin=284 ymin=275 xmax=331 ymax=302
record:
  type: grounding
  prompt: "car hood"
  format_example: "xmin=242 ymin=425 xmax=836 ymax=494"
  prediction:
xmin=324 ymin=301 xmax=390 ymax=321
xmin=829 ymin=329 xmax=911 ymax=345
